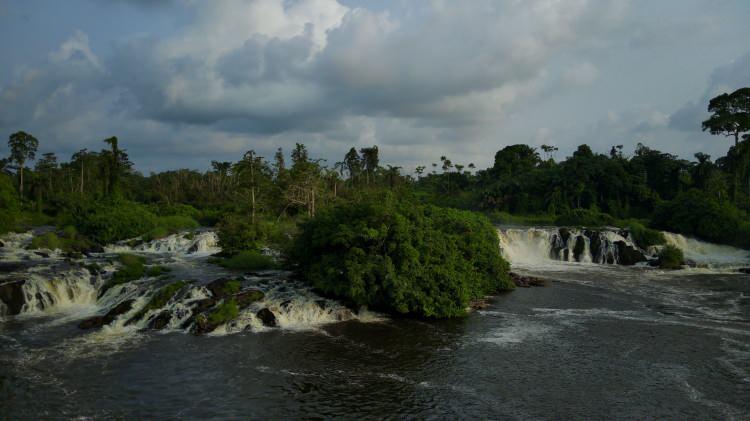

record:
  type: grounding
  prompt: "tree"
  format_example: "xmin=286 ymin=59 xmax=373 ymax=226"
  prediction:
xmin=702 ymin=87 xmax=750 ymax=146
xmin=103 ymin=136 xmax=120 ymax=196
xmin=359 ymin=146 xmax=379 ymax=185
xmin=8 ymin=131 xmax=39 ymax=197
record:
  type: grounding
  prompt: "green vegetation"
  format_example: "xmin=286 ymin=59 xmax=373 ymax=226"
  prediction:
xmin=658 ymin=245 xmax=685 ymax=269
xmin=110 ymin=253 xmax=147 ymax=286
xmin=652 ymin=190 xmax=750 ymax=248
xmin=553 ymin=209 xmax=615 ymax=227
xmin=142 ymin=281 xmax=188 ymax=312
xmin=627 ymin=221 xmax=666 ymax=249
xmin=209 ymin=251 xmax=277 ymax=271
xmin=292 ymin=193 xmax=513 ymax=318
xmin=206 ymin=299 xmax=239 ymax=325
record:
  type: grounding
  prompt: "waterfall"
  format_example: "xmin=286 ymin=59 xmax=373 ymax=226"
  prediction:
xmin=104 ymin=231 xmax=220 ymax=255
xmin=497 ymin=227 xmax=646 ymax=266
xmin=19 ymin=267 xmax=102 ymax=315
xmin=662 ymin=232 xmax=750 ymax=268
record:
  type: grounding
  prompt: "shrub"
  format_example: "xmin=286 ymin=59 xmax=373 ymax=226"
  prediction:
xmin=209 ymin=251 xmax=277 ymax=271
xmin=554 ymin=209 xmax=615 ymax=227
xmin=652 ymin=190 xmax=750 ymax=249
xmin=143 ymin=281 xmax=188 ymax=312
xmin=627 ymin=221 xmax=666 ymax=249
xmin=292 ymin=193 xmax=513 ymax=318
xmin=75 ymin=200 xmax=158 ymax=244
xmin=217 ymin=214 xmax=268 ymax=255
xmin=109 ymin=253 xmax=147 ymax=286
xmin=29 ymin=232 xmax=62 ymax=250
xmin=658 ymin=245 xmax=684 ymax=269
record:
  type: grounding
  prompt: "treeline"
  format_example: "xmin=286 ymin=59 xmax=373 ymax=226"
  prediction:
xmin=2 ymin=88 xmax=749 ymax=250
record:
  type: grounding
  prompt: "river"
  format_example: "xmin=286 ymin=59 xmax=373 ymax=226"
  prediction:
xmin=1 ymin=228 xmax=749 ymax=419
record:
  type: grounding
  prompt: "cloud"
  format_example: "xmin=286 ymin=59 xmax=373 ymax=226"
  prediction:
xmin=2 ymin=0 xmax=746 ymax=172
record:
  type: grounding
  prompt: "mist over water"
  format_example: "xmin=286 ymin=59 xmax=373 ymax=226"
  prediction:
xmin=2 ymin=228 xmax=749 ymax=419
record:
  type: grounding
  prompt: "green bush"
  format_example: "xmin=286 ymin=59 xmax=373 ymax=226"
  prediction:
xmin=658 ymin=245 xmax=684 ymax=269
xmin=75 ymin=200 xmax=158 ymax=244
xmin=292 ymin=193 xmax=513 ymax=318
xmin=29 ymin=232 xmax=62 ymax=250
xmin=143 ymin=281 xmax=188 ymax=312
xmin=209 ymin=251 xmax=277 ymax=271
xmin=554 ymin=209 xmax=615 ymax=227
xmin=217 ymin=214 xmax=268 ymax=255
xmin=652 ymin=190 xmax=750 ymax=249
xmin=109 ymin=253 xmax=147 ymax=286
xmin=627 ymin=221 xmax=666 ymax=249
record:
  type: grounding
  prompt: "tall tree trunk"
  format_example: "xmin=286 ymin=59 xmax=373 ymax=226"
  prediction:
xmin=251 ymin=187 xmax=256 ymax=225
xmin=19 ymin=164 xmax=24 ymax=197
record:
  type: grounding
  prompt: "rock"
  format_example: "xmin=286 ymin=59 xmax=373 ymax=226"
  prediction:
xmin=82 ymin=244 xmax=104 ymax=256
xmin=0 ymin=262 xmax=27 ymax=273
xmin=0 ymin=280 xmax=27 ymax=315
xmin=509 ymin=272 xmax=548 ymax=288
xmin=585 ymin=231 xmax=602 ymax=262
xmin=33 ymin=251 xmax=51 ymax=258
xmin=558 ymin=228 xmax=571 ymax=243
xmin=738 ymin=268 xmax=750 ymax=274
xmin=256 ymin=308 xmax=277 ymax=327
xmin=469 ymin=298 xmax=490 ymax=310
xmin=147 ymin=311 xmax=172 ymax=330
xmin=335 ymin=308 xmax=354 ymax=321
xmin=0 ymin=240 xmax=4 ymax=247
xmin=573 ymin=235 xmax=586 ymax=262
xmin=79 ymin=299 xmax=135 ymax=329
xmin=205 ymin=277 xmax=241 ymax=298
xmin=234 ymin=289 xmax=264 ymax=309
xmin=614 ymin=241 xmax=647 ymax=265
xmin=193 ymin=298 xmax=216 ymax=312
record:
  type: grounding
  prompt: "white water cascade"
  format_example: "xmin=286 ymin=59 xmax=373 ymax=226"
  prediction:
xmin=104 ymin=231 xmax=220 ymax=255
xmin=662 ymin=232 xmax=750 ymax=268
xmin=497 ymin=227 xmax=644 ymax=266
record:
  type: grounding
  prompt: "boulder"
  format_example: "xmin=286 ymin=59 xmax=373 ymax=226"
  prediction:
xmin=234 ymin=289 xmax=264 ymax=309
xmin=0 ymin=280 xmax=27 ymax=315
xmin=205 ymin=277 xmax=241 ymax=298
xmin=147 ymin=311 xmax=172 ymax=330
xmin=573 ymin=236 xmax=586 ymax=262
xmin=33 ymin=251 xmax=51 ymax=259
xmin=78 ymin=299 xmax=135 ymax=329
xmin=0 ymin=240 xmax=4 ymax=247
xmin=256 ymin=308 xmax=277 ymax=327
xmin=738 ymin=268 xmax=750 ymax=274
xmin=509 ymin=272 xmax=548 ymax=287
xmin=614 ymin=241 xmax=647 ymax=265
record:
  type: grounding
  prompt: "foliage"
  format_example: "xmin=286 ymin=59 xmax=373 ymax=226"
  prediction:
xmin=652 ymin=190 xmax=750 ymax=248
xmin=702 ymin=87 xmax=750 ymax=145
xmin=627 ymin=221 xmax=666 ymax=249
xmin=554 ymin=209 xmax=615 ymax=227
xmin=143 ymin=281 xmax=188 ymax=312
xmin=217 ymin=214 xmax=268 ymax=254
xmin=292 ymin=193 xmax=513 ymax=318
xmin=75 ymin=200 xmax=158 ymax=244
xmin=110 ymin=253 xmax=147 ymax=286
xmin=658 ymin=245 xmax=684 ymax=269
xmin=209 ymin=251 xmax=277 ymax=271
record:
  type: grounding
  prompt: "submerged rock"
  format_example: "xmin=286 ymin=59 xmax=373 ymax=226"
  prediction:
xmin=78 ymin=299 xmax=136 ymax=329
xmin=0 ymin=280 xmax=26 ymax=315
xmin=235 ymin=289 xmax=264 ymax=309
xmin=256 ymin=308 xmax=277 ymax=327
xmin=510 ymin=272 xmax=548 ymax=288
xmin=205 ymin=277 xmax=242 ymax=298
xmin=146 ymin=311 xmax=172 ymax=330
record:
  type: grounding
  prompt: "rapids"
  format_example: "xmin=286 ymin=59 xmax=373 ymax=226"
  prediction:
xmin=1 ymin=227 xmax=749 ymax=419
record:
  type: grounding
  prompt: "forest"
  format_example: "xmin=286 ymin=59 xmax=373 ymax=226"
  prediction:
xmin=1 ymin=88 xmax=749 ymax=315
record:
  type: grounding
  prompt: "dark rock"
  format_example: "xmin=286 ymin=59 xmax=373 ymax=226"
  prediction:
xmin=235 ymin=289 xmax=264 ymax=309
xmin=79 ymin=299 xmax=135 ymax=329
xmin=82 ymin=244 xmax=104 ymax=256
xmin=614 ymin=241 xmax=647 ymax=265
xmin=280 ymin=300 xmax=292 ymax=310
xmin=0 ymin=280 xmax=26 ymax=315
xmin=193 ymin=298 xmax=217 ymax=312
xmin=738 ymin=268 xmax=750 ymax=274
xmin=509 ymin=272 xmax=548 ymax=288
xmin=0 ymin=240 xmax=4 ymax=247
xmin=573 ymin=236 xmax=586 ymax=262
xmin=33 ymin=251 xmax=51 ymax=258
xmin=205 ymin=277 xmax=241 ymax=298
xmin=558 ymin=228 xmax=571 ymax=243
xmin=256 ymin=308 xmax=277 ymax=327
xmin=586 ymin=231 xmax=602 ymax=263
xmin=335 ymin=308 xmax=354 ymax=321
xmin=469 ymin=298 xmax=490 ymax=310
xmin=147 ymin=311 xmax=172 ymax=330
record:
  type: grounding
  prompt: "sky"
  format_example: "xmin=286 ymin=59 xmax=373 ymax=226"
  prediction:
xmin=0 ymin=0 xmax=749 ymax=174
